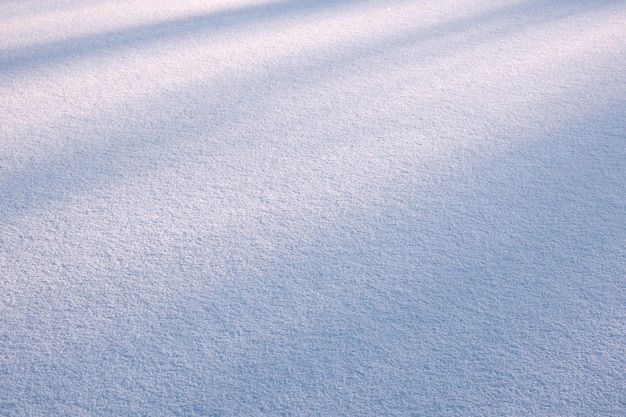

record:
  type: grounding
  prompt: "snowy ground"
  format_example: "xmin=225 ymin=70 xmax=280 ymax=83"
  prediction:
xmin=1 ymin=0 xmax=625 ymax=415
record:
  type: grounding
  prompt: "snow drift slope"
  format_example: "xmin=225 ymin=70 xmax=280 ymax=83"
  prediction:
xmin=1 ymin=0 xmax=625 ymax=415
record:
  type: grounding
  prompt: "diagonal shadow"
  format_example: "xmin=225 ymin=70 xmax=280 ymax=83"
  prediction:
xmin=1 ymin=85 xmax=623 ymax=416
xmin=1 ymin=2 xmax=624 ymax=415
xmin=0 ymin=0 xmax=367 ymax=76
xmin=0 ymin=0 xmax=620 ymax=223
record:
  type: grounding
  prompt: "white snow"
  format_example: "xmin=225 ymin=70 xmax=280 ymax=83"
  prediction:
xmin=1 ymin=0 xmax=625 ymax=415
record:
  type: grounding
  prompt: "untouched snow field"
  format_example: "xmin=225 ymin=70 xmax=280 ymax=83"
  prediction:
xmin=1 ymin=0 xmax=625 ymax=415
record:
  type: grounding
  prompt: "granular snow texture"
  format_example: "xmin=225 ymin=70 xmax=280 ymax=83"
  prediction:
xmin=1 ymin=0 xmax=625 ymax=415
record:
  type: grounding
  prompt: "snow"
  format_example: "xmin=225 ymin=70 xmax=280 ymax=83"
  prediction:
xmin=1 ymin=0 xmax=625 ymax=415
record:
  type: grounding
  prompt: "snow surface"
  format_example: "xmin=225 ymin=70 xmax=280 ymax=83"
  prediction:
xmin=1 ymin=0 xmax=625 ymax=415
